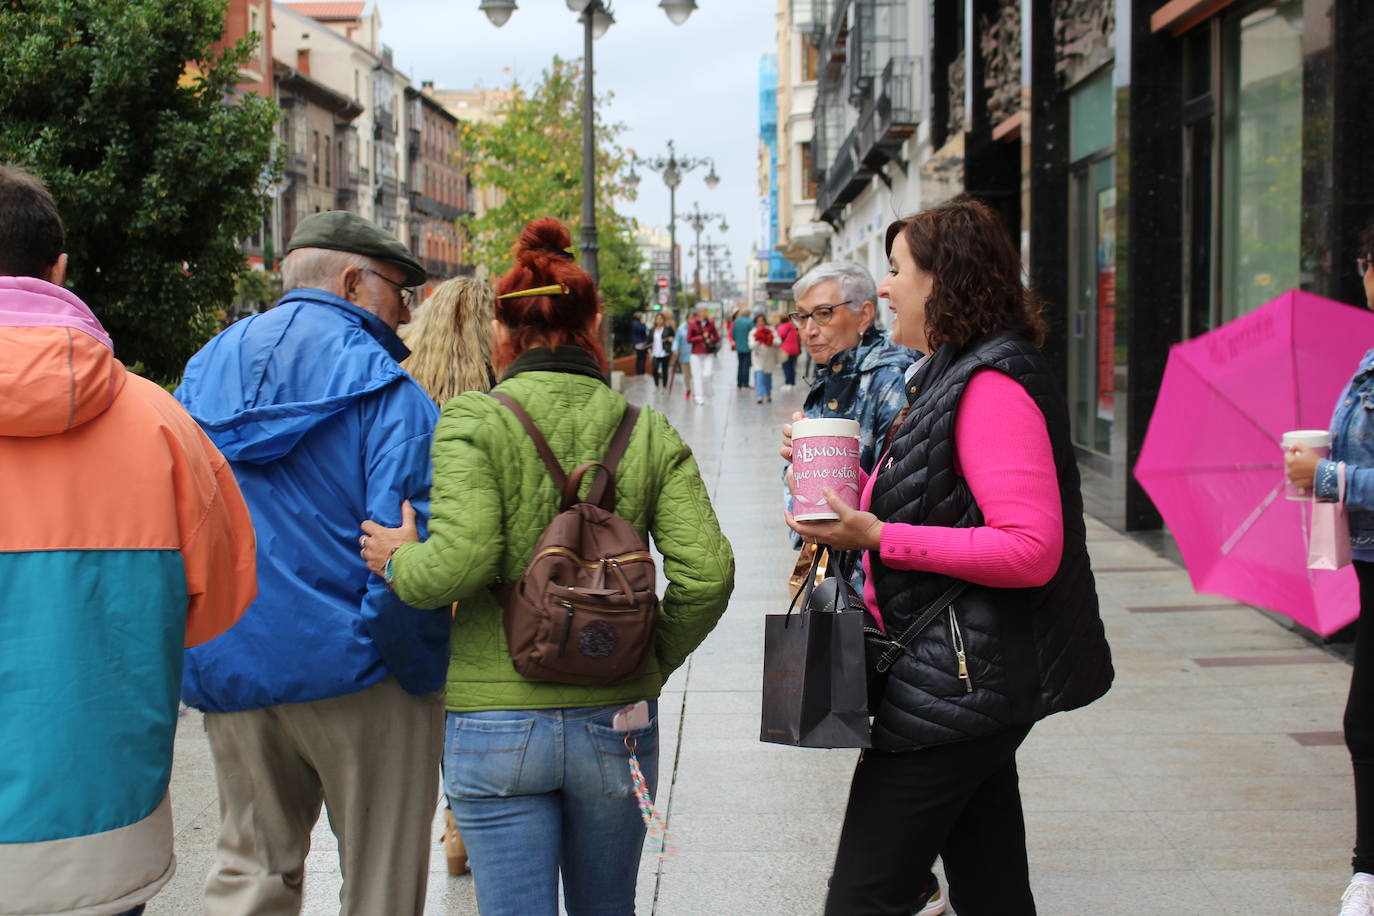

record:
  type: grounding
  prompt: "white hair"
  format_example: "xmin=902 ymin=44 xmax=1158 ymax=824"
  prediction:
xmin=792 ymin=262 xmax=877 ymax=312
xmin=281 ymin=247 xmax=374 ymax=292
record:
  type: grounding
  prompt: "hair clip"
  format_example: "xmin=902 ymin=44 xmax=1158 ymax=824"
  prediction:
xmin=498 ymin=283 xmax=569 ymax=300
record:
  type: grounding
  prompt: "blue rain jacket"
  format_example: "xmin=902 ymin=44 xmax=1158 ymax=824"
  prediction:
xmin=176 ymin=288 xmax=447 ymax=712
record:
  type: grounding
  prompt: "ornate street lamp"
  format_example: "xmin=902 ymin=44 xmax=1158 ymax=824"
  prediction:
xmin=480 ymin=0 xmax=698 ymax=295
xmin=676 ymin=201 xmax=728 ymax=300
xmin=628 ymin=140 xmax=719 ymax=313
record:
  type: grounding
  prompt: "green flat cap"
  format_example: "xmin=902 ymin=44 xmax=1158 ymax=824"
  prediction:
xmin=286 ymin=210 xmax=427 ymax=287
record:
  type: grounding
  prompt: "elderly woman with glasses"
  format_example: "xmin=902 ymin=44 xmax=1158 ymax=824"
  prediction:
xmin=787 ymin=262 xmax=916 ymax=479
xmin=1287 ymin=219 xmax=1374 ymax=916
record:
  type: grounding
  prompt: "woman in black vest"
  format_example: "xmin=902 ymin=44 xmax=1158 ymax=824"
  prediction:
xmin=787 ymin=196 xmax=1114 ymax=915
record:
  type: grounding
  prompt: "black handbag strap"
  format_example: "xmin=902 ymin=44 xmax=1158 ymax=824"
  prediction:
xmin=872 ymin=579 xmax=970 ymax=673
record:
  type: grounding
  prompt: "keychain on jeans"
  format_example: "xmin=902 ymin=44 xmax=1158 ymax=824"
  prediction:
xmin=624 ymin=733 xmax=675 ymax=861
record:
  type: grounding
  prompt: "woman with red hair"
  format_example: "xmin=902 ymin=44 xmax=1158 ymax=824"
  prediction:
xmin=361 ymin=217 xmax=735 ymax=915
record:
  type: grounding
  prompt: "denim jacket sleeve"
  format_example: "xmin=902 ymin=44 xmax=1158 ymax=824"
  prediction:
xmin=1315 ymin=458 xmax=1374 ymax=512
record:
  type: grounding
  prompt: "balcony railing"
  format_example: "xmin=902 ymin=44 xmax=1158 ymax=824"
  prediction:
xmin=873 ymin=56 xmax=920 ymax=146
xmin=817 ymin=122 xmax=873 ymax=222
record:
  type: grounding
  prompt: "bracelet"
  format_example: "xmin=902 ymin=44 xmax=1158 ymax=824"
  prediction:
xmin=382 ymin=545 xmax=401 ymax=589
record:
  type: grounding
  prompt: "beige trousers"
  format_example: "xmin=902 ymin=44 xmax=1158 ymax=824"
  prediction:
xmin=201 ymin=676 xmax=444 ymax=916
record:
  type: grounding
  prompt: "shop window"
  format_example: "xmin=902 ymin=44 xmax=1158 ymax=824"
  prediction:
xmin=1179 ymin=0 xmax=1304 ymax=333
xmin=1067 ymin=66 xmax=1116 ymax=456
xmin=1219 ymin=0 xmax=1303 ymax=321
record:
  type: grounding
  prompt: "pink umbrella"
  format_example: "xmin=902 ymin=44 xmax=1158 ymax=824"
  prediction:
xmin=1134 ymin=289 xmax=1374 ymax=635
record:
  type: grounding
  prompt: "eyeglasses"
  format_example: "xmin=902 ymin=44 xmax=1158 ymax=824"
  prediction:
xmin=1359 ymin=257 xmax=1371 ymax=279
xmin=787 ymin=300 xmax=853 ymax=326
xmin=361 ymin=266 xmax=415 ymax=308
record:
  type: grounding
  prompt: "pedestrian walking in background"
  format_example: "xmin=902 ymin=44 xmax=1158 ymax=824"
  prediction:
xmin=650 ymin=311 xmax=673 ymax=389
xmin=786 ymin=196 xmax=1114 ymax=916
xmin=1285 ymin=219 xmax=1374 ymax=916
xmin=398 ymin=274 xmax=497 ymax=878
xmin=750 ymin=312 xmax=781 ymax=403
xmin=733 ymin=308 xmax=754 ymax=389
xmin=687 ymin=305 xmax=721 ymax=405
xmin=0 ymin=165 xmax=258 ymax=916
xmin=359 ymin=217 xmax=735 ymax=916
xmin=778 ymin=311 xmax=801 ymax=389
xmin=175 ymin=211 xmax=449 ymax=916
xmin=631 ymin=310 xmax=649 ymax=375
xmin=674 ymin=315 xmax=693 ymax=400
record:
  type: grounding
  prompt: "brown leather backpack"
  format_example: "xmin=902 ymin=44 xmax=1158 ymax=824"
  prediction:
xmin=490 ymin=392 xmax=659 ymax=686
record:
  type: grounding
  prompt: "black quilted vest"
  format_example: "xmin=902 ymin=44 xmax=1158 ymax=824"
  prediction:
xmin=867 ymin=331 xmax=1114 ymax=749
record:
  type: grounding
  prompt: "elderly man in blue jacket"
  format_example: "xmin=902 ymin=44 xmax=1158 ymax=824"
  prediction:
xmin=176 ymin=211 xmax=445 ymax=916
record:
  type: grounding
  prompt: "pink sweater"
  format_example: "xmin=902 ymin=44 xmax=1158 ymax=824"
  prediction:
xmin=861 ymin=369 xmax=1063 ymax=629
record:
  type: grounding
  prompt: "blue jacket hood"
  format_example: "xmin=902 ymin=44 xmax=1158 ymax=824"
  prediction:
xmin=177 ymin=289 xmax=411 ymax=464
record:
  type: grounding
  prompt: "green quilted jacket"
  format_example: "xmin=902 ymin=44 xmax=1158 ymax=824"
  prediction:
xmin=389 ymin=346 xmax=735 ymax=711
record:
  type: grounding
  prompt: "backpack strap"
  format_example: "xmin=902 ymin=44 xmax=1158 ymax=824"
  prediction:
xmin=490 ymin=392 xmax=568 ymax=494
xmin=585 ymin=404 xmax=640 ymax=511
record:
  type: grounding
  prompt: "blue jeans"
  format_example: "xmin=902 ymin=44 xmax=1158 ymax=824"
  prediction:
xmin=445 ymin=703 xmax=660 ymax=916
xmin=754 ymin=369 xmax=773 ymax=400
xmin=782 ymin=354 xmax=797 ymax=386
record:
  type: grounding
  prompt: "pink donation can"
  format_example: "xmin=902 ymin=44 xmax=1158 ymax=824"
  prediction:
xmin=791 ymin=417 xmax=862 ymax=521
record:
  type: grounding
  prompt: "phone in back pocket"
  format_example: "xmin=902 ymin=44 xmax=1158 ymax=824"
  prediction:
xmin=611 ymin=700 xmax=650 ymax=731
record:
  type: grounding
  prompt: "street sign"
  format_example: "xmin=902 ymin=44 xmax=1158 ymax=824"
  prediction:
xmin=656 ymin=275 xmax=670 ymax=289
xmin=657 ymin=292 xmax=669 ymax=306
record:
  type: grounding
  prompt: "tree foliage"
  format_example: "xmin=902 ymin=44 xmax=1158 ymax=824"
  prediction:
xmin=0 ymin=0 xmax=281 ymax=379
xmin=459 ymin=57 xmax=648 ymax=328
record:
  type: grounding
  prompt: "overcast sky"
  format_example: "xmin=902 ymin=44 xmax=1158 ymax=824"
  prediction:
xmin=377 ymin=0 xmax=777 ymax=290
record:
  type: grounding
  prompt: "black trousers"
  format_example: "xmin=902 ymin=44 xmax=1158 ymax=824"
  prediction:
xmin=1350 ymin=560 xmax=1374 ymax=873
xmin=652 ymin=355 xmax=671 ymax=387
xmin=634 ymin=347 xmax=648 ymax=375
xmin=825 ymin=725 xmax=1036 ymax=916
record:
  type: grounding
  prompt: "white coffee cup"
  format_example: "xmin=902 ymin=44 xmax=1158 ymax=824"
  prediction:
xmin=1281 ymin=429 xmax=1331 ymax=500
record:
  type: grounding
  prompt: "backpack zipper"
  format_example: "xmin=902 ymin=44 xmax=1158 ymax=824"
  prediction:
xmin=535 ymin=546 xmax=654 ymax=568
xmin=948 ymin=606 xmax=973 ymax=693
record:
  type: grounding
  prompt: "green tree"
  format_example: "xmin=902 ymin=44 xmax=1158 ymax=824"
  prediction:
xmin=0 ymin=0 xmax=280 ymax=380
xmin=459 ymin=56 xmax=648 ymax=331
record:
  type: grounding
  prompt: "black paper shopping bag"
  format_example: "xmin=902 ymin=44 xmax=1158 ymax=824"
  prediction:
xmin=760 ymin=547 xmax=871 ymax=748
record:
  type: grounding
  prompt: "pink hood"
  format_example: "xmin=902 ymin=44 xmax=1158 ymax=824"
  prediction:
xmin=0 ymin=277 xmax=125 ymax=437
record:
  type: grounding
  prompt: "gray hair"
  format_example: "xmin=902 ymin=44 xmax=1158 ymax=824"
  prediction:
xmin=792 ymin=262 xmax=876 ymax=312
xmin=281 ymin=247 xmax=374 ymax=292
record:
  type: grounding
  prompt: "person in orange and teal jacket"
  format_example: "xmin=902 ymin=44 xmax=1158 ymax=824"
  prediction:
xmin=0 ymin=166 xmax=258 ymax=916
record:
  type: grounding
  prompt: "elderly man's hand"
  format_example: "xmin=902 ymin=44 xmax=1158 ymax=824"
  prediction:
xmin=359 ymin=500 xmax=419 ymax=576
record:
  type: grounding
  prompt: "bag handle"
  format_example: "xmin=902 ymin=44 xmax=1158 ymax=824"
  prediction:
xmin=491 ymin=392 xmax=568 ymax=493
xmin=872 ymin=579 xmax=970 ymax=674
xmin=785 ymin=545 xmax=827 ymax=623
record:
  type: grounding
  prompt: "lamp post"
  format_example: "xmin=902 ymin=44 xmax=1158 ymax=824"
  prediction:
xmin=626 ymin=140 xmax=718 ymax=316
xmin=479 ymin=0 xmax=701 ymax=354
xmin=676 ymin=201 xmax=728 ymax=300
